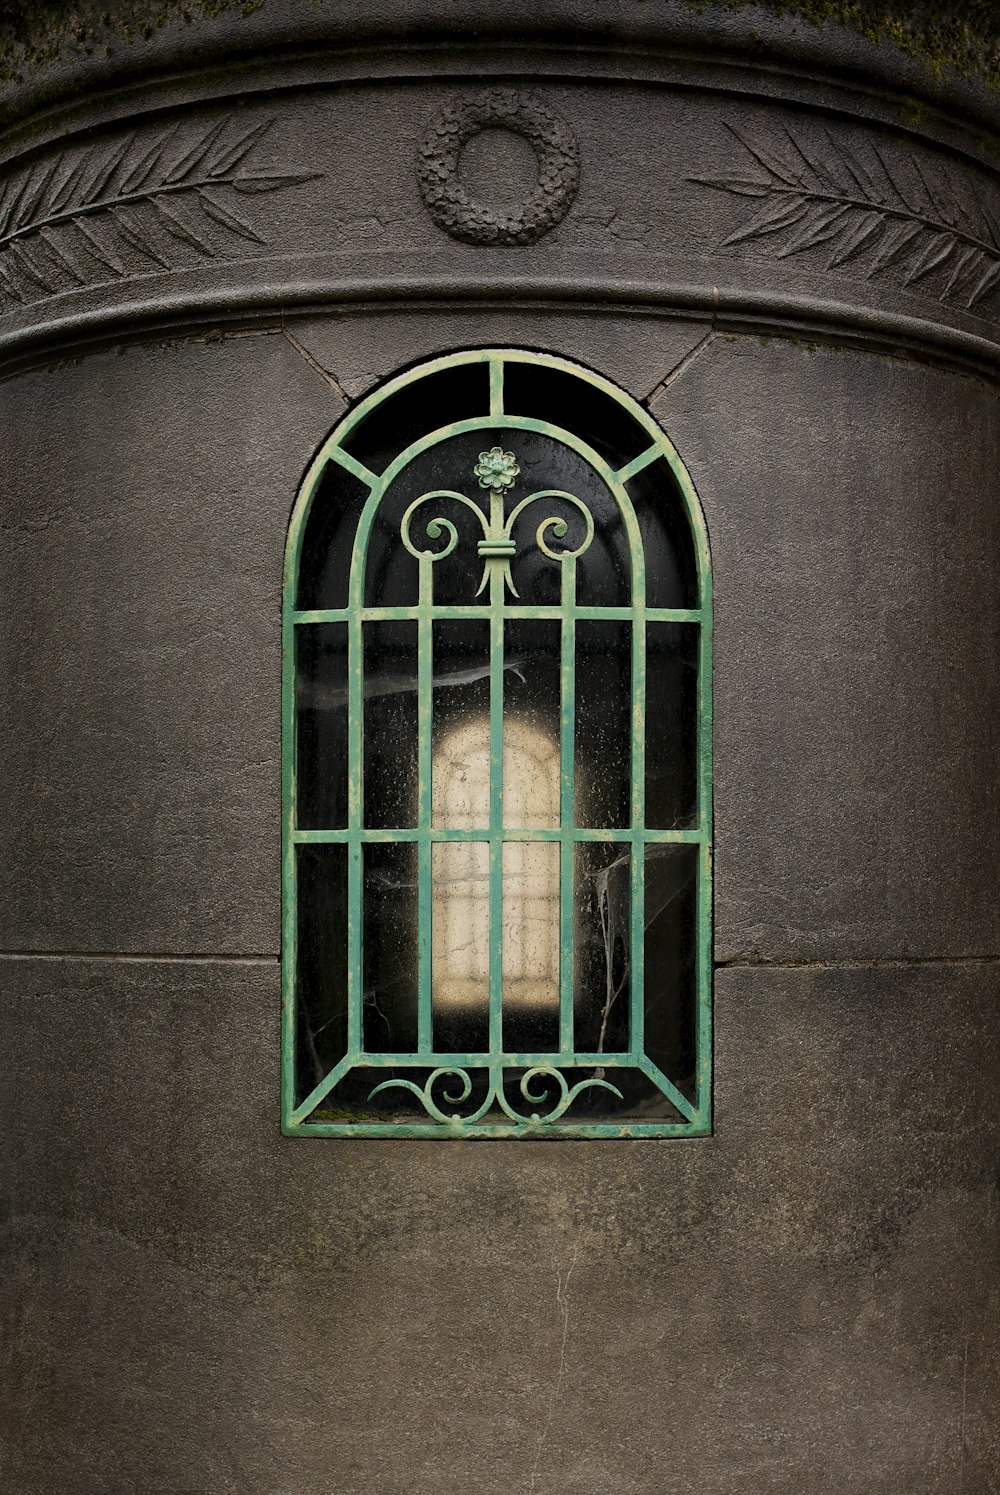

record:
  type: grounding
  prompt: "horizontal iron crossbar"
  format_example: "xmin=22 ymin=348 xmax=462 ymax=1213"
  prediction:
xmin=293 ymin=826 xmax=705 ymax=842
xmin=293 ymin=605 xmax=706 ymax=624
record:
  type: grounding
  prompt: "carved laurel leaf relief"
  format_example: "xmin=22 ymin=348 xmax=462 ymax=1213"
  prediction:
xmin=0 ymin=118 xmax=319 ymax=309
xmin=693 ymin=124 xmax=1000 ymax=312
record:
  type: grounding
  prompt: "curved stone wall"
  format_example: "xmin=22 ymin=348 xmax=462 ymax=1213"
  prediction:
xmin=1 ymin=4 xmax=997 ymax=1491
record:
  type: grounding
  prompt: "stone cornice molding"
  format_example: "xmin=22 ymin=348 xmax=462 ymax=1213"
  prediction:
xmin=3 ymin=260 xmax=1000 ymax=384
xmin=3 ymin=8 xmax=1000 ymax=376
xmin=3 ymin=2 xmax=1000 ymax=139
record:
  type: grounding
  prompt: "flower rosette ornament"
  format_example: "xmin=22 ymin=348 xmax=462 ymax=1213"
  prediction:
xmin=475 ymin=446 xmax=520 ymax=493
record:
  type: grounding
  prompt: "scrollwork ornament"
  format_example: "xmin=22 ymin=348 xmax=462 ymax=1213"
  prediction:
xmin=400 ymin=489 xmax=480 ymax=561
xmin=369 ymin=1065 xmax=622 ymax=1127
xmin=506 ymin=489 xmax=595 ymax=568
xmin=416 ymin=89 xmax=580 ymax=246
xmin=397 ymin=478 xmax=595 ymax=599
xmin=369 ymin=1067 xmax=492 ymax=1125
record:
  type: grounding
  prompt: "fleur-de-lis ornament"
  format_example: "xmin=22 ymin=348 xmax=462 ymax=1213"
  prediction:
xmin=400 ymin=444 xmax=593 ymax=599
xmin=474 ymin=448 xmax=519 ymax=594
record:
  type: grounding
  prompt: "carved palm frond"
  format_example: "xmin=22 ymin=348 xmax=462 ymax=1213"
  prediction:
xmin=0 ymin=117 xmax=318 ymax=309
xmin=692 ymin=124 xmax=1000 ymax=312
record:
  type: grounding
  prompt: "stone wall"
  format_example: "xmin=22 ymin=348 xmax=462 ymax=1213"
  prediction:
xmin=1 ymin=4 xmax=997 ymax=1490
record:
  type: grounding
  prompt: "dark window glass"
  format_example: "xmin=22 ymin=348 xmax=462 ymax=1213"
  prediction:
xmin=295 ymin=843 xmax=348 ymax=1106
xmin=296 ymin=623 xmax=348 ymax=830
xmin=646 ymin=623 xmax=699 ymax=829
xmin=575 ymin=620 xmax=632 ymax=829
xmin=363 ymin=621 xmax=418 ymax=829
xmin=296 ymin=463 xmax=369 ymax=611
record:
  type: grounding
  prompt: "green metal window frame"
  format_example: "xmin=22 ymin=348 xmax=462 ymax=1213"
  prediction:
xmin=282 ymin=348 xmax=713 ymax=1138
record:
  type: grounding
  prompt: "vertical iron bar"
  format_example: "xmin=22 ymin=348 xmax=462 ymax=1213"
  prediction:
xmin=280 ymin=600 xmax=297 ymax=1124
xmin=629 ymin=553 xmax=647 ymax=1060
xmin=489 ymin=489 xmax=504 ymax=1059
xmin=417 ymin=554 xmax=433 ymax=1054
xmin=559 ymin=560 xmax=576 ymax=1054
xmin=489 ymin=357 xmax=504 ymax=418
xmin=488 ymin=358 xmax=505 ymax=1070
xmin=695 ymin=609 xmax=714 ymax=1121
xmin=347 ymin=532 xmax=365 ymax=1057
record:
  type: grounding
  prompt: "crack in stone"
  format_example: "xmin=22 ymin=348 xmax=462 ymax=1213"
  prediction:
xmin=645 ymin=287 xmax=721 ymax=404
xmin=527 ymin=1240 xmax=579 ymax=1495
xmin=646 ymin=328 xmax=716 ymax=405
xmin=281 ymin=327 xmax=349 ymax=403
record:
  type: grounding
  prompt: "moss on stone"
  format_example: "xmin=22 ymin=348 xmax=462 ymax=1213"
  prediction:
xmin=0 ymin=0 xmax=265 ymax=84
xmin=698 ymin=0 xmax=1000 ymax=91
xmin=0 ymin=0 xmax=998 ymax=93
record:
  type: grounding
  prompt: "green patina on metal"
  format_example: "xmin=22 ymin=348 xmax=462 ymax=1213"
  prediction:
xmin=282 ymin=348 xmax=713 ymax=1139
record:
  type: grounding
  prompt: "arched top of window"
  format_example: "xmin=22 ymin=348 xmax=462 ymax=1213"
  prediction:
xmin=288 ymin=348 xmax=710 ymax=616
xmin=283 ymin=349 xmax=712 ymax=1139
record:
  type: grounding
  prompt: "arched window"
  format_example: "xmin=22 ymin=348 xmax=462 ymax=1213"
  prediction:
xmin=283 ymin=349 xmax=712 ymax=1137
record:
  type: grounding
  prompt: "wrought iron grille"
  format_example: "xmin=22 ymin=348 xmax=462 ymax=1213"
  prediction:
xmin=282 ymin=349 xmax=712 ymax=1137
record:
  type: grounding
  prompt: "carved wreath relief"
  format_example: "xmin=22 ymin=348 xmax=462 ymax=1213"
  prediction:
xmin=0 ymin=117 xmax=317 ymax=310
xmin=417 ymin=89 xmax=579 ymax=245
xmin=694 ymin=123 xmax=1000 ymax=313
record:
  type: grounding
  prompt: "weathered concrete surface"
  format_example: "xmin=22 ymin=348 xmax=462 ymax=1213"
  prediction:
xmin=653 ymin=335 xmax=1000 ymax=964
xmin=1 ymin=955 xmax=996 ymax=1494
xmin=0 ymin=331 xmax=342 ymax=956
